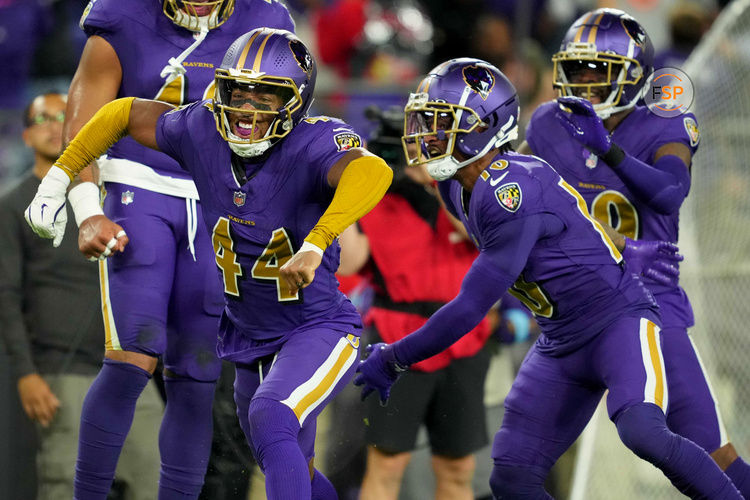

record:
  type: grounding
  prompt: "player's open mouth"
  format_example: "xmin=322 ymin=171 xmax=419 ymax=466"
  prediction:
xmin=233 ymin=120 xmax=257 ymax=139
xmin=189 ymin=4 xmax=213 ymax=16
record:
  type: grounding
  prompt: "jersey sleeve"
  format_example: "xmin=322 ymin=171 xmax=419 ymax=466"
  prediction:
xmin=301 ymin=117 xmax=364 ymax=193
xmin=475 ymin=172 xmax=558 ymax=278
xmin=155 ymin=103 xmax=198 ymax=168
xmin=524 ymin=101 xmax=557 ymax=156
xmin=79 ymin=0 xmax=121 ymax=38
xmin=652 ymin=112 xmax=700 ymax=157
xmin=269 ymin=0 xmax=296 ymax=32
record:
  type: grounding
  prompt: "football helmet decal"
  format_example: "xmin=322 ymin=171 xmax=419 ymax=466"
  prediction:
xmin=163 ymin=0 xmax=235 ymax=32
xmin=402 ymin=58 xmax=519 ymax=181
xmin=552 ymin=8 xmax=654 ymax=119
xmin=213 ymin=28 xmax=317 ymax=158
xmin=462 ymin=65 xmax=495 ymax=100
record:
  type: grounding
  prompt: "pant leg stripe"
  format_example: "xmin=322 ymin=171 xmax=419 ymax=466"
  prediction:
xmin=281 ymin=334 xmax=358 ymax=425
xmin=687 ymin=334 xmax=729 ymax=446
xmin=640 ymin=318 xmax=667 ymax=410
xmin=99 ymin=260 xmax=121 ymax=351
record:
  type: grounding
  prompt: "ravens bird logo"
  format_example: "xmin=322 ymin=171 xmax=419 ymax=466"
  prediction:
xmin=462 ymin=65 xmax=495 ymax=100
xmin=290 ymin=40 xmax=313 ymax=76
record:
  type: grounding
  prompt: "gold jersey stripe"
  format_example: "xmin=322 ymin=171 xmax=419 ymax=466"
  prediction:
xmin=558 ymin=179 xmax=622 ymax=262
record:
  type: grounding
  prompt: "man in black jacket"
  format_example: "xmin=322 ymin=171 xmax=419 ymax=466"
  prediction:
xmin=0 ymin=92 xmax=163 ymax=500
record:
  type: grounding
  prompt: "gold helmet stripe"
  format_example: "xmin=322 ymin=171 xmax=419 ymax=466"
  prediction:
xmin=253 ymin=31 xmax=275 ymax=72
xmin=587 ymin=12 xmax=606 ymax=44
xmin=417 ymin=76 xmax=431 ymax=93
xmin=573 ymin=11 xmax=594 ymax=43
xmin=236 ymin=30 xmax=262 ymax=69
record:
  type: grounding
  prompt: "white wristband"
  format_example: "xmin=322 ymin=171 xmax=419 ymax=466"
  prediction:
xmin=300 ymin=240 xmax=325 ymax=257
xmin=68 ymin=182 xmax=104 ymax=227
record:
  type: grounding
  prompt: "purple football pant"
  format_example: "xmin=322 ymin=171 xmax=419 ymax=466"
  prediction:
xmin=494 ymin=316 xmax=667 ymax=468
xmin=233 ymin=327 xmax=361 ymax=500
xmin=662 ymin=326 xmax=726 ymax=452
xmin=101 ymin=184 xmax=223 ymax=381
xmin=491 ymin=315 xmax=742 ymax=499
xmin=76 ymin=184 xmax=223 ymax=500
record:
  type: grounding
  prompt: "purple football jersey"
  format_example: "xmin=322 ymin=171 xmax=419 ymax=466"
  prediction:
xmin=439 ymin=152 xmax=657 ymax=355
xmin=80 ymin=0 xmax=294 ymax=180
xmin=155 ymin=102 xmax=363 ymax=348
xmin=527 ymin=102 xmax=699 ymax=327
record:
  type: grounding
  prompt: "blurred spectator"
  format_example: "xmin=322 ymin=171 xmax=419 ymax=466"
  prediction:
xmin=0 ymin=0 xmax=53 ymax=182
xmin=0 ymin=92 xmax=163 ymax=500
xmin=472 ymin=13 xmax=557 ymax=136
xmin=312 ymin=0 xmax=432 ymax=84
xmin=654 ymin=2 xmax=713 ymax=69
xmin=326 ymin=106 xmax=494 ymax=500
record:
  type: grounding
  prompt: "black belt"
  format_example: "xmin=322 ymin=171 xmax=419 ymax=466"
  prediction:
xmin=372 ymin=295 xmax=445 ymax=317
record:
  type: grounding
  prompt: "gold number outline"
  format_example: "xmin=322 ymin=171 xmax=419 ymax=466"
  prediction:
xmin=508 ymin=275 xmax=556 ymax=318
xmin=250 ymin=227 xmax=301 ymax=302
xmin=212 ymin=217 xmax=243 ymax=297
xmin=590 ymin=189 xmax=640 ymax=240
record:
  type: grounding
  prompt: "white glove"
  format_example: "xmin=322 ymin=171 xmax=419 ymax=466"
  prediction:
xmin=24 ymin=166 xmax=71 ymax=247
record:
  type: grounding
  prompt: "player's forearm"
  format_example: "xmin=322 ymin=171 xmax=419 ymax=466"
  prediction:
xmin=599 ymin=221 xmax=626 ymax=251
xmin=305 ymin=156 xmax=392 ymax=251
xmin=55 ymin=97 xmax=136 ymax=181
xmin=393 ymin=255 xmax=511 ymax=366
xmin=601 ymin=146 xmax=690 ymax=215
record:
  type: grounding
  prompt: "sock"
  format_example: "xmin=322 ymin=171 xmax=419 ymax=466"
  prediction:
xmin=725 ymin=457 xmax=750 ymax=498
xmin=158 ymin=377 xmax=217 ymax=500
xmin=616 ymin=403 xmax=742 ymax=499
xmin=311 ymin=468 xmax=338 ymax=500
xmin=74 ymin=359 xmax=151 ymax=500
xmin=247 ymin=398 xmax=310 ymax=500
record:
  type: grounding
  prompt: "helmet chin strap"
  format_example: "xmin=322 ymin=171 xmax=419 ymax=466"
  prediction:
xmin=426 ymin=119 xmax=518 ymax=182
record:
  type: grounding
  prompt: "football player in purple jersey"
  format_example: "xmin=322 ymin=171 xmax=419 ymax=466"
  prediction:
xmin=354 ymin=58 xmax=743 ymax=499
xmin=27 ymin=1 xmax=295 ymax=499
xmin=518 ymin=8 xmax=750 ymax=496
xmin=25 ymin=28 xmax=392 ymax=500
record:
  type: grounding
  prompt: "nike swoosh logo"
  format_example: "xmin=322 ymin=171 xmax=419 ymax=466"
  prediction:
xmin=490 ymin=171 xmax=510 ymax=187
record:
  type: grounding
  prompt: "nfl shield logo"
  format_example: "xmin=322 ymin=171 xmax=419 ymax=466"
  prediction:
xmin=233 ymin=191 xmax=246 ymax=207
xmin=121 ymin=190 xmax=134 ymax=205
xmin=495 ymin=182 xmax=522 ymax=212
xmin=585 ymin=151 xmax=598 ymax=169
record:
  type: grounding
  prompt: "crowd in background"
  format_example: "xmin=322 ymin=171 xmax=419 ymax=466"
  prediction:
xmin=0 ymin=0 xmax=722 ymax=186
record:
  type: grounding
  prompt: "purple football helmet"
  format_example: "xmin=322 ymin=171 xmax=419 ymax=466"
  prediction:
xmin=553 ymin=8 xmax=654 ymax=119
xmin=213 ymin=28 xmax=316 ymax=157
xmin=162 ymin=0 xmax=235 ymax=31
xmin=402 ymin=58 xmax=519 ymax=181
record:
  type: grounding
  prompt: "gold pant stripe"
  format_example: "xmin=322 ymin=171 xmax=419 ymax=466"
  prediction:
xmin=282 ymin=334 xmax=358 ymax=425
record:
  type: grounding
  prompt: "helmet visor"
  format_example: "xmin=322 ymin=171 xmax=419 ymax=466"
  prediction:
xmin=553 ymin=47 xmax=643 ymax=112
xmin=401 ymin=95 xmax=482 ymax=166
xmin=214 ymin=70 xmax=300 ymax=145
